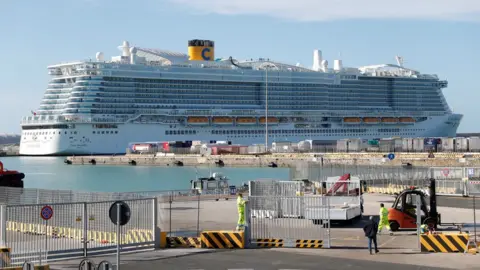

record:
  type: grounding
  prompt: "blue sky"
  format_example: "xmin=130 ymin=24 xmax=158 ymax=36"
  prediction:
xmin=1 ymin=0 xmax=479 ymax=134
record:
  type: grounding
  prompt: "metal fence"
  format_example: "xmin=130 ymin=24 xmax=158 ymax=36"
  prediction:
xmin=159 ymin=189 xmax=239 ymax=237
xmin=1 ymin=198 xmax=156 ymax=266
xmin=0 ymin=187 xmax=149 ymax=205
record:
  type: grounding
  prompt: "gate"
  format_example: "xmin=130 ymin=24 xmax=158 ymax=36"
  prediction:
xmin=1 ymin=198 xmax=155 ymax=266
xmin=246 ymin=180 xmax=331 ymax=248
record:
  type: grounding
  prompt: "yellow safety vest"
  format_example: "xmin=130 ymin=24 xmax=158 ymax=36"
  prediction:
xmin=237 ymin=196 xmax=245 ymax=212
xmin=379 ymin=207 xmax=388 ymax=219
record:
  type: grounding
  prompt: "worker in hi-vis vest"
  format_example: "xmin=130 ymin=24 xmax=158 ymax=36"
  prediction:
xmin=378 ymin=203 xmax=392 ymax=235
xmin=236 ymin=193 xmax=246 ymax=231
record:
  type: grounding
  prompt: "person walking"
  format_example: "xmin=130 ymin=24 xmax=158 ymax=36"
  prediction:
xmin=236 ymin=192 xmax=246 ymax=231
xmin=378 ymin=203 xmax=392 ymax=235
xmin=363 ymin=216 xmax=379 ymax=255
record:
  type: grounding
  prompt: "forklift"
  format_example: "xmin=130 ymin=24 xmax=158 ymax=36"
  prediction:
xmin=388 ymin=178 xmax=441 ymax=231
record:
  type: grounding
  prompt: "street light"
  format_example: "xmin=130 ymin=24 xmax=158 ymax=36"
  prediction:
xmin=265 ymin=67 xmax=268 ymax=152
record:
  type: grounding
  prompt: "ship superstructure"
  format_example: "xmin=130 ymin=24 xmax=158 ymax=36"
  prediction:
xmin=19 ymin=40 xmax=462 ymax=155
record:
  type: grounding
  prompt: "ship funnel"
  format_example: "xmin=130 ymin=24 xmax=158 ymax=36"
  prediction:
xmin=188 ymin=39 xmax=215 ymax=61
xmin=312 ymin=49 xmax=322 ymax=71
xmin=333 ymin=59 xmax=343 ymax=72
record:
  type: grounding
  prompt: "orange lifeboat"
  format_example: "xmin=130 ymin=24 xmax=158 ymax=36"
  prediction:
xmin=187 ymin=117 xmax=209 ymax=125
xmin=236 ymin=117 xmax=257 ymax=125
xmin=212 ymin=117 xmax=233 ymax=125
xmin=259 ymin=117 xmax=278 ymax=124
xmin=399 ymin=117 xmax=415 ymax=123
xmin=0 ymin=161 xmax=25 ymax=188
xmin=363 ymin=117 xmax=380 ymax=124
xmin=381 ymin=117 xmax=398 ymax=124
xmin=343 ymin=117 xmax=361 ymax=124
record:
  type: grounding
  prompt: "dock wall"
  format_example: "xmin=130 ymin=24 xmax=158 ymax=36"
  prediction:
xmin=65 ymin=153 xmax=480 ymax=167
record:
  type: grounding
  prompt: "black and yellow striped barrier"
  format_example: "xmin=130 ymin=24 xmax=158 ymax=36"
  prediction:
xmin=0 ymin=247 xmax=10 ymax=267
xmin=295 ymin=239 xmax=323 ymax=248
xmin=255 ymin=239 xmax=284 ymax=248
xmin=167 ymin=237 xmax=201 ymax=248
xmin=201 ymin=231 xmax=244 ymax=249
xmin=420 ymin=233 xmax=468 ymax=253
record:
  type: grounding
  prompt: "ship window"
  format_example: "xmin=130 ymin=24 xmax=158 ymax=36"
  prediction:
xmin=115 ymin=131 xmax=118 ymax=134
xmin=93 ymin=131 xmax=95 ymax=134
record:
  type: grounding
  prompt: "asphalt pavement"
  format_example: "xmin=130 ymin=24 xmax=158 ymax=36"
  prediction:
xmin=117 ymin=249 xmax=453 ymax=270
xmin=437 ymin=196 xmax=479 ymax=209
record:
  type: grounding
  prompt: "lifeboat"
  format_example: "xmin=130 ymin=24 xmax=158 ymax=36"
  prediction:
xmin=381 ymin=117 xmax=398 ymax=124
xmin=187 ymin=117 xmax=209 ymax=125
xmin=363 ymin=117 xmax=380 ymax=124
xmin=212 ymin=117 xmax=233 ymax=125
xmin=399 ymin=117 xmax=415 ymax=123
xmin=259 ymin=117 xmax=279 ymax=124
xmin=343 ymin=117 xmax=361 ymax=124
xmin=0 ymin=161 xmax=25 ymax=188
xmin=236 ymin=117 xmax=257 ymax=125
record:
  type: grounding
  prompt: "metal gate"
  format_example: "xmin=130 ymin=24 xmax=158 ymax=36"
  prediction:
xmin=246 ymin=180 xmax=331 ymax=248
xmin=1 ymin=198 xmax=156 ymax=266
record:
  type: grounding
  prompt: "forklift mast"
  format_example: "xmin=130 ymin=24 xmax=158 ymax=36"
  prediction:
xmin=429 ymin=178 xmax=438 ymax=220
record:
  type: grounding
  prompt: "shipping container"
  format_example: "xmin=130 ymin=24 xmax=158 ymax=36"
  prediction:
xmin=413 ymin=138 xmax=424 ymax=152
xmin=378 ymin=139 xmax=394 ymax=152
xmin=440 ymin=137 xmax=455 ymax=152
xmin=297 ymin=140 xmax=313 ymax=151
xmin=239 ymin=146 xmax=249 ymax=155
xmin=469 ymin=137 xmax=480 ymax=152
xmin=347 ymin=139 xmax=363 ymax=152
xmin=247 ymin=144 xmax=266 ymax=154
xmin=336 ymin=139 xmax=348 ymax=152
xmin=455 ymin=137 xmax=468 ymax=152
xmin=393 ymin=139 xmax=403 ymax=152
xmin=368 ymin=140 xmax=379 ymax=146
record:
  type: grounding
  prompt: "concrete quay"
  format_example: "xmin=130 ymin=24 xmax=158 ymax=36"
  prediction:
xmin=66 ymin=152 xmax=480 ymax=167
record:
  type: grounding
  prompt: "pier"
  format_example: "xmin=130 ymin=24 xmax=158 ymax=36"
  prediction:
xmin=65 ymin=152 xmax=480 ymax=167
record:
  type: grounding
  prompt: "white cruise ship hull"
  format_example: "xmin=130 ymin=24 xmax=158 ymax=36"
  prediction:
xmin=19 ymin=113 xmax=462 ymax=156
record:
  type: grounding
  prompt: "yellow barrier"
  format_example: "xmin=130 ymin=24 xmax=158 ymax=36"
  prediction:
xmin=167 ymin=237 xmax=201 ymax=248
xmin=295 ymin=239 xmax=323 ymax=248
xmin=6 ymin=221 xmax=155 ymax=245
xmin=420 ymin=233 xmax=468 ymax=253
xmin=255 ymin=239 xmax=283 ymax=248
xmin=201 ymin=231 xmax=244 ymax=249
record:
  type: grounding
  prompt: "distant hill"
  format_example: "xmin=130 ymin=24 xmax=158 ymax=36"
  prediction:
xmin=0 ymin=134 xmax=20 ymax=145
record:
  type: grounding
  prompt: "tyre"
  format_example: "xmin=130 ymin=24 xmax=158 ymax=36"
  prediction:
xmin=389 ymin=221 xmax=400 ymax=232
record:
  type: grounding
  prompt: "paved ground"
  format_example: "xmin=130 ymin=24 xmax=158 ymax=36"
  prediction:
xmin=48 ymin=248 xmax=479 ymax=270
xmin=437 ymin=195 xmax=480 ymax=209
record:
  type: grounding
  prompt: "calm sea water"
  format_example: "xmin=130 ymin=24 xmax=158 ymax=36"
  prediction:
xmin=0 ymin=157 xmax=290 ymax=192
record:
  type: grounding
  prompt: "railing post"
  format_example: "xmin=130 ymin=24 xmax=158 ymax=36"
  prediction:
xmin=243 ymin=200 xmax=250 ymax=249
xmin=0 ymin=205 xmax=6 ymax=246
xmin=83 ymin=202 xmax=88 ymax=257
xmin=153 ymin=197 xmax=161 ymax=249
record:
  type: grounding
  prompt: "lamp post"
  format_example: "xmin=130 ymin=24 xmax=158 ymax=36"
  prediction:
xmin=265 ymin=67 xmax=268 ymax=152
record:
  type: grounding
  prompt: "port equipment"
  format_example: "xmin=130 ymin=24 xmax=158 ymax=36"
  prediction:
xmin=388 ymin=178 xmax=440 ymax=231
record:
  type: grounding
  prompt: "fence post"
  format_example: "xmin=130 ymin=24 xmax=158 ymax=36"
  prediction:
xmin=196 ymin=193 xmax=200 ymax=237
xmin=83 ymin=202 xmax=88 ymax=257
xmin=243 ymin=200 xmax=250 ymax=249
xmin=153 ymin=197 xmax=161 ymax=249
xmin=0 ymin=205 xmax=6 ymax=246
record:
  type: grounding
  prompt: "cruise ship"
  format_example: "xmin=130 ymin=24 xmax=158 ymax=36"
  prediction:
xmin=19 ymin=40 xmax=462 ymax=155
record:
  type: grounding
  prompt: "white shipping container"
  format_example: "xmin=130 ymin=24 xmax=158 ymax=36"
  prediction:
xmin=336 ymin=139 xmax=348 ymax=152
xmin=401 ymin=138 xmax=410 ymax=151
xmin=297 ymin=140 xmax=313 ymax=151
xmin=455 ymin=137 xmax=468 ymax=152
xmin=441 ymin=137 xmax=455 ymax=152
xmin=133 ymin=144 xmax=152 ymax=152
xmin=348 ymin=139 xmax=363 ymax=152
xmin=413 ymin=138 xmax=424 ymax=152
xmin=469 ymin=137 xmax=480 ymax=151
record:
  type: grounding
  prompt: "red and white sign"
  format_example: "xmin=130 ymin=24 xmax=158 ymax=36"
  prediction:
xmin=41 ymin=205 xmax=53 ymax=221
xmin=441 ymin=168 xmax=450 ymax=176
